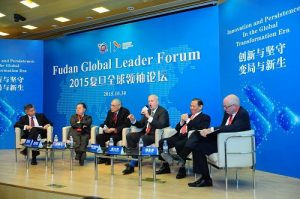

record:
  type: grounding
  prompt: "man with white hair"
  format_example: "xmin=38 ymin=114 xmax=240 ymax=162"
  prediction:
xmin=123 ymin=94 xmax=170 ymax=175
xmin=179 ymin=94 xmax=250 ymax=187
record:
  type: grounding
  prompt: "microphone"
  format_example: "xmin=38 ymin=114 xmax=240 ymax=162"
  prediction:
xmin=141 ymin=105 xmax=149 ymax=115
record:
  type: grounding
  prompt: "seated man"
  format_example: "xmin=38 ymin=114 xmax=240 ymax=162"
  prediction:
xmin=14 ymin=104 xmax=52 ymax=165
xmin=96 ymin=98 xmax=131 ymax=164
xmin=123 ymin=94 xmax=170 ymax=175
xmin=69 ymin=102 xmax=92 ymax=166
xmin=156 ymin=98 xmax=210 ymax=179
xmin=182 ymin=94 xmax=251 ymax=187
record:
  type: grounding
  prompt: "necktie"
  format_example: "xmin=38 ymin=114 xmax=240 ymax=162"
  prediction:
xmin=180 ymin=114 xmax=195 ymax=135
xmin=228 ymin=115 xmax=233 ymax=125
xmin=146 ymin=111 xmax=154 ymax=135
xmin=113 ymin=112 xmax=118 ymax=125
xmin=30 ymin=116 xmax=35 ymax=127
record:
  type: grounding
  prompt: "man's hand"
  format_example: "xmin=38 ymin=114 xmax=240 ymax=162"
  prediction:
xmin=127 ymin=114 xmax=135 ymax=122
xmin=143 ymin=110 xmax=150 ymax=118
xmin=199 ymin=128 xmax=212 ymax=137
xmin=181 ymin=113 xmax=189 ymax=122
xmin=43 ymin=124 xmax=50 ymax=130
xmin=25 ymin=125 xmax=33 ymax=130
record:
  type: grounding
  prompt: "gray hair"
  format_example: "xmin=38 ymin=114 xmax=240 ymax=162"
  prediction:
xmin=148 ymin=94 xmax=159 ymax=102
xmin=225 ymin=94 xmax=240 ymax=106
xmin=111 ymin=98 xmax=122 ymax=106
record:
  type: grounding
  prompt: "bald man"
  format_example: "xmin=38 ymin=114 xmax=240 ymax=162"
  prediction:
xmin=123 ymin=94 xmax=170 ymax=175
xmin=187 ymin=94 xmax=251 ymax=187
xmin=96 ymin=99 xmax=131 ymax=164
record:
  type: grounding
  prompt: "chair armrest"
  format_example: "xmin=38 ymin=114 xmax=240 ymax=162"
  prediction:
xmin=46 ymin=126 xmax=53 ymax=142
xmin=99 ymin=127 xmax=104 ymax=134
xmin=90 ymin=126 xmax=99 ymax=144
xmin=187 ymin=130 xmax=196 ymax=138
xmin=217 ymin=129 xmax=255 ymax=168
xmin=62 ymin=126 xmax=71 ymax=142
xmin=155 ymin=127 xmax=175 ymax=147
xmin=15 ymin=127 xmax=22 ymax=148
xmin=122 ymin=128 xmax=131 ymax=147
xmin=130 ymin=126 xmax=143 ymax=133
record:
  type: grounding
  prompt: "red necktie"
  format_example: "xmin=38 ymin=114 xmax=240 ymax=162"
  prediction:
xmin=146 ymin=111 xmax=154 ymax=135
xmin=113 ymin=112 xmax=117 ymax=124
xmin=30 ymin=117 xmax=35 ymax=127
xmin=180 ymin=114 xmax=195 ymax=135
xmin=228 ymin=115 xmax=233 ymax=125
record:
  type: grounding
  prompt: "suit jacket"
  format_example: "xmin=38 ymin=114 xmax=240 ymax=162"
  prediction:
xmin=70 ymin=114 xmax=92 ymax=134
xmin=175 ymin=112 xmax=211 ymax=136
xmin=100 ymin=107 xmax=131 ymax=135
xmin=133 ymin=105 xmax=169 ymax=135
xmin=14 ymin=113 xmax=52 ymax=133
xmin=214 ymin=106 xmax=251 ymax=134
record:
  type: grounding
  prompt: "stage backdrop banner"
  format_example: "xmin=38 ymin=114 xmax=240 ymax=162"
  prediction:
xmin=219 ymin=0 xmax=300 ymax=178
xmin=0 ymin=39 xmax=44 ymax=149
xmin=43 ymin=6 xmax=222 ymax=137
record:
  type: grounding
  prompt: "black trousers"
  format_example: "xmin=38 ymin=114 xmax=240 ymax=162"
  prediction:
xmin=126 ymin=131 xmax=155 ymax=149
xmin=22 ymin=128 xmax=47 ymax=157
xmin=158 ymin=133 xmax=187 ymax=161
xmin=96 ymin=133 xmax=122 ymax=147
xmin=179 ymin=131 xmax=217 ymax=176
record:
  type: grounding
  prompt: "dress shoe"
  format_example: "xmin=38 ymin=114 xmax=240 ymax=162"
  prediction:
xmin=105 ymin=159 xmax=111 ymax=165
xmin=97 ymin=158 xmax=106 ymax=164
xmin=188 ymin=177 xmax=213 ymax=187
xmin=31 ymin=157 xmax=38 ymax=165
xmin=75 ymin=153 xmax=80 ymax=160
xmin=122 ymin=166 xmax=134 ymax=175
xmin=156 ymin=163 xmax=171 ymax=175
xmin=176 ymin=167 xmax=186 ymax=179
xmin=20 ymin=148 xmax=27 ymax=156
xmin=79 ymin=159 xmax=84 ymax=166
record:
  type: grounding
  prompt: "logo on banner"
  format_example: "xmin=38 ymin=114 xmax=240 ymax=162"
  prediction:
xmin=97 ymin=40 xmax=134 ymax=54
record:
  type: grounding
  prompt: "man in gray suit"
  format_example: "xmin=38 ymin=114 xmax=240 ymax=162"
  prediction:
xmin=123 ymin=94 xmax=170 ymax=174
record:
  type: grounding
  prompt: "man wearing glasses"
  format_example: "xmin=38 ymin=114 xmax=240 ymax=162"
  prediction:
xmin=96 ymin=98 xmax=131 ymax=164
xmin=187 ymin=94 xmax=251 ymax=187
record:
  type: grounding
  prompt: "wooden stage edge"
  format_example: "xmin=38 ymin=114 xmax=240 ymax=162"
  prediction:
xmin=0 ymin=149 xmax=299 ymax=199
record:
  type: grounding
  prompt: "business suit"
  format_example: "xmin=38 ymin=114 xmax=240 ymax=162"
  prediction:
xmin=192 ymin=106 xmax=251 ymax=177
xmin=14 ymin=113 xmax=52 ymax=139
xmin=14 ymin=113 xmax=52 ymax=158
xmin=69 ymin=114 xmax=92 ymax=156
xmin=126 ymin=105 xmax=170 ymax=148
xmin=96 ymin=107 xmax=131 ymax=147
xmin=158 ymin=112 xmax=210 ymax=160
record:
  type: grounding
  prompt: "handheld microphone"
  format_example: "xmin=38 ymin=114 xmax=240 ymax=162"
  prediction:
xmin=141 ymin=105 xmax=149 ymax=115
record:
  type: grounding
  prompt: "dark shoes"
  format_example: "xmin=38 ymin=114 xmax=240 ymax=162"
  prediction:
xmin=188 ymin=177 xmax=213 ymax=187
xmin=77 ymin=152 xmax=86 ymax=166
xmin=156 ymin=163 xmax=171 ymax=175
xmin=97 ymin=158 xmax=110 ymax=165
xmin=122 ymin=165 xmax=134 ymax=175
xmin=31 ymin=157 xmax=37 ymax=165
xmin=20 ymin=148 xmax=27 ymax=156
xmin=176 ymin=167 xmax=186 ymax=179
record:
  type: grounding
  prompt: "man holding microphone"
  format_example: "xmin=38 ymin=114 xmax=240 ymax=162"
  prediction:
xmin=123 ymin=94 xmax=170 ymax=175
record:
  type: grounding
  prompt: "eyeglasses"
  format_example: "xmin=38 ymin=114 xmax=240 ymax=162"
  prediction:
xmin=223 ymin=104 xmax=234 ymax=109
xmin=111 ymin=104 xmax=120 ymax=107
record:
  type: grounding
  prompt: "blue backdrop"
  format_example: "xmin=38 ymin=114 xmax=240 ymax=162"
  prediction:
xmin=43 ymin=6 xmax=222 ymax=137
xmin=219 ymin=0 xmax=300 ymax=178
xmin=0 ymin=39 xmax=43 ymax=149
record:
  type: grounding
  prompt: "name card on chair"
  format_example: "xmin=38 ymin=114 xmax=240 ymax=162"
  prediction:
xmin=24 ymin=139 xmax=33 ymax=147
xmin=87 ymin=144 xmax=103 ymax=153
xmin=107 ymin=146 xmax=124 ymax=155
xmin=52 ymin=142 xmax=66 ymax=149
xmin=141 ymin=147 xmax=159 ymax=156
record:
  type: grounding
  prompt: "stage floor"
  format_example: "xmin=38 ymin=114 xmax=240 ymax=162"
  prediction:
xmin=0 ymin=150 xmax=299 ymax=199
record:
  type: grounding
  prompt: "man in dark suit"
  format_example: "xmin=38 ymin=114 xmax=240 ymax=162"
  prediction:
xmin=156 ymin=98 xmax=210 ymax=179
xmin=69 ymin=102 xmax=92 ymax=166
xmin=123 ymin=94 xmax=170 ymax=175
xmin=96 ymin=98 xmax=131 ymax=164
xmin=14 ymin=104 xmax=52 ymax=165
xmin=186 ymin=94 xmax=251 ymax=187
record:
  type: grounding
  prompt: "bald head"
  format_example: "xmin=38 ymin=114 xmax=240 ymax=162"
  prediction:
xmin=223 ymin=94 xmax=240 ymax=115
